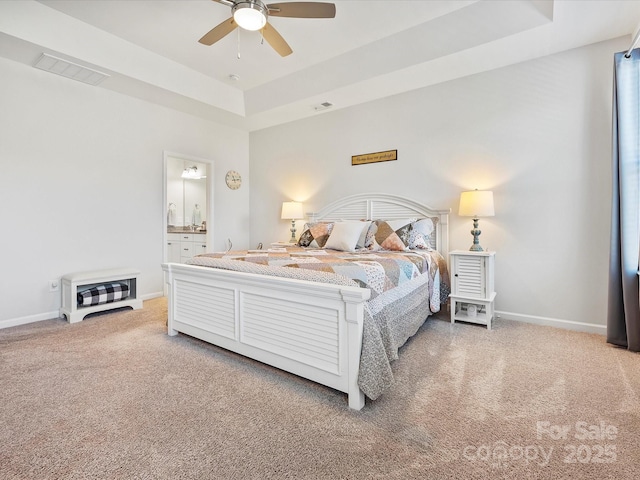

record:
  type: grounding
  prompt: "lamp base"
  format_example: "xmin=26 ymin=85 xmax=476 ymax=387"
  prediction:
xmin=469 ymin=217 xmax=484 ymax=252
xmin=289 ymin=219 xmax=297 ymax=243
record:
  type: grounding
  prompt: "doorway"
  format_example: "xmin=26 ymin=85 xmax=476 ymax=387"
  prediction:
xmin=163 ymin=151 xmax=215 ymax=265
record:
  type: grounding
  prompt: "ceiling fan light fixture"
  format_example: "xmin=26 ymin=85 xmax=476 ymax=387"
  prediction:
xmin=233 ymin=1 xmax=268 ymax=31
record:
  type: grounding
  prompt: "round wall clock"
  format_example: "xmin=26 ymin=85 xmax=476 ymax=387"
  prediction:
xmin=225 ymin=170 xmax=242 ymax=190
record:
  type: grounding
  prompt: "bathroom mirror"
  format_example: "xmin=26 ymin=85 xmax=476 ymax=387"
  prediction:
xmin=166 ymin=158 xmax=207 ymax=230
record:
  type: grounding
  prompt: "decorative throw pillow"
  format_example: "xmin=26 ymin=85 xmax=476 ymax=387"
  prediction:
xmin=297 ymin=222 xmax=334 ymax=248
xmin=363 ymin=222 xmax=378 ymax=249
xmin=372 ymin=219 xmax=413 ymax=251
xmin=408 ymin=217 xmax=436 ymax=249
xmin=356 ymin=221 xmax=372 ymax=249
xmin=324 ymin=222 xmax=367 ymax=252
xmin=77 ymin=282 xmax=129 ymax=307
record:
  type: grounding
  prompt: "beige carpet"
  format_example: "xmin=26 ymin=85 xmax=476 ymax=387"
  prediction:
xmin=1 ymin=297 xmax=639 ymax=479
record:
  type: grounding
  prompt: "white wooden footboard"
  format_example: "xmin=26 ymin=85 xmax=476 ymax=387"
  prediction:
xmin=162 ymin=263 xmax=371 ymax=410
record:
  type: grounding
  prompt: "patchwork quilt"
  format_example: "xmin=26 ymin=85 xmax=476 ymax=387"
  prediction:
xmin=187 ymin=246 xmax=450 ymax=400
xmin=195 ymin=246 xmax=449 ymax=310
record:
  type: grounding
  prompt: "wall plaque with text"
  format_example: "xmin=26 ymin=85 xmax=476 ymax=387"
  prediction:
xmin=351 ymin=149 xmax=397 ymax=166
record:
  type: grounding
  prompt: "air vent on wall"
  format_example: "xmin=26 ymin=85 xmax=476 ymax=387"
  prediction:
xmin=34 ymin=53 xmax=110 ymax=86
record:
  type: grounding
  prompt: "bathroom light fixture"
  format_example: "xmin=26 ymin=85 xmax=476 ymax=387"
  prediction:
xmin=281 ymin=201 xmax=305 ymax=243
xmin=458 ymin=189 xmax=495 ymax=251
xmin=233 ymin=1 xmax=268 ymax=31
xmin=181 ymin=166 xmax=202 ymax=180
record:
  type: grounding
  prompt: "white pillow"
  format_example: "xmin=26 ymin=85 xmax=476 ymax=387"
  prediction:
xmin=337 ymin=220 xmax=372 ymax=249
xmin=324 ymin=222 xmax=366 ymax=252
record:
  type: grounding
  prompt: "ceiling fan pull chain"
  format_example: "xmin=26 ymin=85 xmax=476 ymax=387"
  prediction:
xmin=237 ymin=27 xmax=241 ymax=59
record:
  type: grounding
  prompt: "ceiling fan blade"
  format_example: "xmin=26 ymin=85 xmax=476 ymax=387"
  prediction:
xmin=198 ymin=17 xmax=238 ymax=45
xmin=211 ymin=0 xmax=235 ymax=6
xmin=262 ymin=22 xmax=293 ymax=57
xmin=267 ymin=2 xmax=336 ymax=18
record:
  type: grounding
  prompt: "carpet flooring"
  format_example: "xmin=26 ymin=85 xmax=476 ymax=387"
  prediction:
xmin=1 ymin=297 xmax=639 ymax=479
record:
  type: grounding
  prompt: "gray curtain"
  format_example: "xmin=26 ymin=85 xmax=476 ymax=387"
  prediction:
xmin=608 ymin=50 xmax=640 ymax=351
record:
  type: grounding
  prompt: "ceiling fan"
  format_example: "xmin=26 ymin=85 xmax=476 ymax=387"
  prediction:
xmin=199 ymin=0 xmax=336 ymax=57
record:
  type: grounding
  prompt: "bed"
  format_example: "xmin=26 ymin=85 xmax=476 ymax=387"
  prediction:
xmin=162 ymin=193 xmax=449 ymax=410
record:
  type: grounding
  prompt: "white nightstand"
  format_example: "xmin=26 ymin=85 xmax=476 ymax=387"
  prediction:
xmin=449 ymin=250 xmax=496 ymax=329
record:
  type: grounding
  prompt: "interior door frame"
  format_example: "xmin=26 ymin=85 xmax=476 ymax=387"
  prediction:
xmin=162 ymin=150 xmax=215 ymax=277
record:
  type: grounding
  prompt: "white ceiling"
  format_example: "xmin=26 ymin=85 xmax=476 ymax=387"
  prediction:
xmin=1 ymin=0 xmax=639 ymax=131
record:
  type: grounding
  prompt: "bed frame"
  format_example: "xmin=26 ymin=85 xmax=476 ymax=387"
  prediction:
xmin=162 ymin=193 xmax=449 ymax=410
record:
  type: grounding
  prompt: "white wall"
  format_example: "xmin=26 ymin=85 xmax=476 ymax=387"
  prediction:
xmin=250 ymin=37 xmax=627 ymax=333
xmin=0 ymin=56 xmax=250 ymax=326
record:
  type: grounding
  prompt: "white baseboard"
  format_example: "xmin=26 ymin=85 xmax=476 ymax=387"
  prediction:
xmin=497 ymin=310 xmax=606 ymax=335
xmin=0 ymin=292 xmax=165 ymax=330
xmin=0 ymin=310 xmax=61 ymax=330
xmin=141 ymin=291 xmax=164 ymax=301
xmin=1 ymin=301 xmax=602 ymax=335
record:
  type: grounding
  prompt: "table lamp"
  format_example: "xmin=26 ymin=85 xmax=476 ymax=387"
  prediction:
xmin=458 ymin=190 xmax=494 ymax=251
xmin=281 ymin=201 xmax=304 ymax=243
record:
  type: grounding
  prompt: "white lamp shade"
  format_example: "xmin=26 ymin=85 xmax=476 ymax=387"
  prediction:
xmin=281 ymin=201 xmax=304 ymax=220
xmin=458 ymin=190 xmax=495 ymax=217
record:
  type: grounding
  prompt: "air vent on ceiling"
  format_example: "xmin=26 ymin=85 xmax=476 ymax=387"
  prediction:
xmin=34 ymin=53 xmax=110 ymax=86
xmin=314 ymin=101 xmax=333 ymax=112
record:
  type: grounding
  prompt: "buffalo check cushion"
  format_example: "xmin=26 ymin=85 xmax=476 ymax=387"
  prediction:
xmin=77 ymin=282 xmax=130 ymax=307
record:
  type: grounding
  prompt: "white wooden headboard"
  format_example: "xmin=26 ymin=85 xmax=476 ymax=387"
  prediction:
xmin=312 ymin=193 xmax=450 ymax=258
